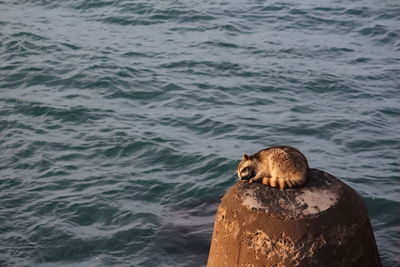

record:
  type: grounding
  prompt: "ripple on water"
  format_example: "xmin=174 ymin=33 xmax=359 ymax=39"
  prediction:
xmin=0 ymin=0 xmax=399 ymax=266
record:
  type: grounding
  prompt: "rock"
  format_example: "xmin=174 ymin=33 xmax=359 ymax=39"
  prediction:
xmin=207 ymin=168 xmax=381 ymax=267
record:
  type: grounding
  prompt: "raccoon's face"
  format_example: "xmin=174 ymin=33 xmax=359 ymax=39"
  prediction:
xmin=237 ymin=153 xmax=256 ymax=180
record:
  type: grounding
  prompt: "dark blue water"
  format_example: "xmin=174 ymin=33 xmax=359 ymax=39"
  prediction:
xmin=1 ymin=0 xmax=399 ymax=266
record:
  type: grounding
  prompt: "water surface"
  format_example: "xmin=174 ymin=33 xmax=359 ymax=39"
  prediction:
xmin=1 ymin=0 xmax=399 ymax=266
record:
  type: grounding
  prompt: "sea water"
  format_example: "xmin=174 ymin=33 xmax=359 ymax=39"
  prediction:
xmin=0 ymin=0 xmax=399 ymax=266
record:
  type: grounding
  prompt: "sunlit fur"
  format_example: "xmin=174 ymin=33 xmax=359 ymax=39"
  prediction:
xmin=237 ymin=146 xmax=308 ymax=189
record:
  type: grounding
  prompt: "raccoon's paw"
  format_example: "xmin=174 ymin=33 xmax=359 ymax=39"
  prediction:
xmin=261 ymin=177 xmax=270 ymax=185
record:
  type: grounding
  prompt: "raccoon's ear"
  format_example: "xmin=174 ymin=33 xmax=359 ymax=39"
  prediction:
xmin=242 ymin=153 xmax=250 ymax=160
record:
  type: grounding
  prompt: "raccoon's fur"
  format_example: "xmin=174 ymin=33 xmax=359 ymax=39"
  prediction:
xmin=237 ymin=146 xmax=308 ymax=189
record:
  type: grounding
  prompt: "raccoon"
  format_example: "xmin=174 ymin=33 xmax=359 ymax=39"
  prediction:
xmin=237 ymin=146 xmax=308 ymax=189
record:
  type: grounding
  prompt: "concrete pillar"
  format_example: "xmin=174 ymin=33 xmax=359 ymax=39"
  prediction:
xmin=207 ymin=168 xmax=381 ymax=267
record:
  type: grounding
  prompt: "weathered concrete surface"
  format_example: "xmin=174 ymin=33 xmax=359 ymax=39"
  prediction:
xmin=207 ymin=168 xmax=381 ymax=267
